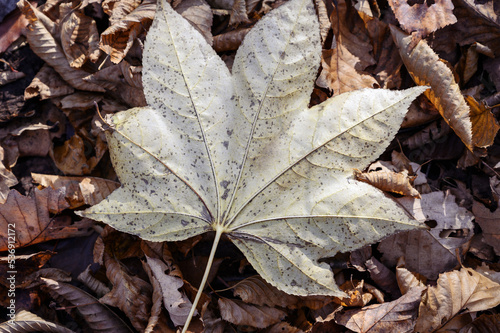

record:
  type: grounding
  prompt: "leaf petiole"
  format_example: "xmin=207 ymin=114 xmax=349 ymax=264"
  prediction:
xmin=181 ymin=225 xmax=224 ymax=332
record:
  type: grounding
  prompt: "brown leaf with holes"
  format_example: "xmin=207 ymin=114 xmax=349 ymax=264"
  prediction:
xmin=32 ymin=173 xmax=120 ymax=209
xmin=100 ymin=0 xmax=155 ymax=63
xmin=415 ymin=267 xmax=500 ymax=333
xmin=391 ymin=26 xmax=473 ymax=150
xmin=59 ymin=4 xmax=100 ymax=68
xmin=466 ymin=95 xmax=500 ymax=148
xmin=0 ymin=188 xmax=94 ymax=251
xmin=335 ymin=286 xmax=425 ymax=333
xmin=100 ymin=252 xmax=152 ymax=331
xmin=316 ymin=1 xmax=378 ymax=95
xmin=218 ymin=298 xmax=286 ymax=328
xmin=388 ymin=0 xmax=457 ymax=40
xmin=17 ymin=0 xmax=105 ymax=92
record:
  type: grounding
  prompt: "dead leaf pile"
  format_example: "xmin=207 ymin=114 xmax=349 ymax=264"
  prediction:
xmin=1 ymin=0 xmax=500 ymax=331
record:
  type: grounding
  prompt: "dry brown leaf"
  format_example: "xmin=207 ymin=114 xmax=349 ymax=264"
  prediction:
xmin=388 ymin=0 xmax=457 ymax=40
xmin=0 ymin=8 xmax=29 ymax=53
xmin=213 ymin=27 xmax=251 ymax=52
xmin=141 ymin=241 xmax=183 ymax=278
xmin=0 ymin=252 xmax=57 ymax=288
xmin=100 ymin=0 xmax=155 ymax=64
xmin=59 ymin=4 xmax=101 ymax=68
xmin=175 ymin=0 xmax=213 ymax=45
xmin=103 ymin=0 xmax=142 ymax=24
xmin=395 ymin=257 xmax=426 ymax=296
xmin=201 ymin=301 xmax=227 ymax=333
xmin=314 ymin=0 xmax=329 ymax=45
xmin=0 ymin=188 xmax=94 ymax=251
xmin=334 ymin=280 xmax=373 ymax=308
xmin=472 ymin=200 xmax=500 ymax=256
xmin=460 ymin=313 xmax=500 ymax=333
xmin=77 ymin=265 xmax=111 ymax=297
xmin=100 ymin=252 xmax=152 ymax=331
xmin=0 ymin=70 xmax=25 ymax=86
xmin=41 ymin=277 xmax=134 ymax=332
xmin=50 ymin=134 xmax=100 ymax=175
xmin=354 ymin=168 xmax=419 ymax=197
xmin=415 ymin=267 xmax=500 ymax=332
xmin=466 ymin=95 xmax=500 ymax=149
xmin=228 ymin=0 xmax=250 ymax=26
xmin=365 ymin=257 xmax=399 ymax=299
xmin=32 ymin=173 xmax=120 ymax=209
xmin=25 ymin=64 xmax=75 ymax=100
xmin=379 ymin=191 xmax=474 ymax=279
xmin=17 ymin=0 xmax=105 ymax=92
xmin=0 ymin=309 xmax=76 ymax=333
xmin=145 ymin=255 xmax=193 ymax=326
xmin=391 ymin=26 xmax=473 ymax=151
xmin=218 ymin=297 xmax=286 ymax=328
xmin=0 ymin=146 xmax=18 ymax=204
xmin=335 ymin=285 xmax=425 ymax=333
xmin=316 ymin=1 xmax=378 ymax=95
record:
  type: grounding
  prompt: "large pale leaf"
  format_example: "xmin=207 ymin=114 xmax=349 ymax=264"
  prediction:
xmin=80 ymin=0 xmax=426 ymax=298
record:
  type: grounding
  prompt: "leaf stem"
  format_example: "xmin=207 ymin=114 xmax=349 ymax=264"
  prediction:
xmin=181 ymin=226 xmax=224 ymax=332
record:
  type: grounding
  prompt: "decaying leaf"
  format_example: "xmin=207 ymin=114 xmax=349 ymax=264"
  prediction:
xmin=0 ymin=188 xmax=93 ymax=251
xmin=218 ymin=298 xmax=287 ymax=328
xmin=388 ymin=0 xmax=457 ymax=40
xmin=335 ymin=285 xmax=425 ymax=333
xmin=379 ymin=191 xmax=474 ymax=279
xmin=41 ymin=277 xmax=134 ymax=333
xmin=415 ymin=267 xmax=500 ymax=332
xmin=32 ymin=173 xmax=120 ymax=209
xmin=78 ymin=0 xmax=426 ymax=329
xmin=391 ymin=26 xmax=473 ymax=151
xmin=99 ymin=252 xmax=152 ymax=331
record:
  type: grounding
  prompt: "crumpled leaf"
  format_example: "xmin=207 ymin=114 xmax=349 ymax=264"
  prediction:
xmin=32 ymin=173 xmax=120 ymax=209
xmin=335 ymin=285 xmax=425 ymax=333
xmin=415 ymin=267 xmax=500 ymax=332
xmin=316 ymin=1 xmax=378 ymax=95
xmin=99 ymin=252 xmax=152 ymax=331
xmin=354 ymin=165 xmax=419 ymax=197
xmin=218 ymin=298 xmax=286 ymax=328
xmin=145 ymin=255 xmax=194 ymax=326
xmin=388 ymin=0 xmax=457 ymax=40
xmin=379 ymin=191 xmax=474 ymax=279
xmin=17 ymin=0 xmax=105 ymax=92
xmin=0 ymin=188 xmax=93 ymax=251
xmin=41 ymin=277 xmax=134 ymax=333
xmin=391 ymin=26 xmax=473 ymax=151
xmin=80 ymin=0 xmax=426 ymax=300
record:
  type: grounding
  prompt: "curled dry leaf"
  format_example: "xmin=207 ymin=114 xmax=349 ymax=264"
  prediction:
xmin=59 ymin=3 xmax=101 ymax=68
xmin=25 ymin=64 xmax=75 ymax=100
xmin=388 ymin=0 xmax=457 ymax=40
xmin=50 ymin=134 xmax=101 ymax=175
xmin=354 ymin=168 xmax=420 ymax=198
xmin=391 ymin=26 xmax=473 ymax=151
xmin=218 ymin=297 xmax=287 ymax=328
xmin=466 ymin=95 xmax=500 ymax=148
xmin=0 ymin=188 xmax=93 ymax=251
xmin=379 ymin=191 xmax=474 ymax=279
xmin=316 ymin=1 xmax=378 ymax=95
xmin=335 ymin=285 xmax=425 ymax=333
xmin=145 ymin=255 xmax=193 ymax=326
xmin=100 ymin=0 xmax=156 ymax=64
xmin=32 ymin=173 xmax=120 ymax=209
xmin=415 ymin=267 xmax=500 ymax=333
xmin=17 ymin=0 xmax=105 ymax=92
xmin=0 ymin=309 xmax=76 ymax=333
xmin=395 ymin=258 xmax=426 ymax=296
xmin=213 ymin=27 xmax=251 ymax=52
xmin=99 ymin=252 xmax=152 ymax=332
xmin=472 ymin=200 xmax=500 ymax=256
xmin=175 ymin=0 xmax=213 ymax=45
xmin=41 ymin=277 xmax=134 ymax=333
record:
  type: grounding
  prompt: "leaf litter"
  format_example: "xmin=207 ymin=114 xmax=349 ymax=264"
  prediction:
xmin=1 ymin=0 xmax=500 ymax=331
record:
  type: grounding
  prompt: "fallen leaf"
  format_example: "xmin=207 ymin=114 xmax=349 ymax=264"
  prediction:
xmin=17 ymin=0 xmax=105 ymax=92
xmin=0 ymin=309 xmax=76 ymax=333
xmin=41 ymin=277 xmax=134 ymax=332
xmin=218 ymin=297 xmax=286 ymax=328
xmin=334 ymin=280 xmax=373 ymax=308
xmin=0 ymin=8 xmax=29 ymax=53
xmin=460 ymin=313 xmax=500 ymax=333
xmin=145 ymin=255 xmax=194 ymax=326
xmin=32 ymin=173 xmax=120 ymax=209
xmin=25 ymin=64 xmax=75 ymax=100
xmin=391 ymin=26 xmax=473 ymax=151
xmin=415 ymin=267 xmax=500 ymax=332
xmin=213 ymin=27 xmax=251 ymax=52
xmin=395 ymin=258 xmax=426 ymax=296
xmin=335 ymin=286 xmax=425 ymax=333
xmin=472 ymin=200 xmax=500 ymax=256
xmin=403 ymin=119 xmax=451 ymax=150
xmin=388 ymin=0 xmax=457 ymax=40
xmin=99 ymin=252 xmax=152 ymax=331
xmin=365 ymin=256 xmax=400 ymax=299
xmin=175 ymin=0 xmax=213 ymax=45
xmin=466 ymin=95 xmax=500 ymax=148
xmin=354 ymin=166 xmax=420 ymax=197
xmin=0 ymin=146 xmax=17 ymax=204
xmin=0 ymin=188 xmax=93 ymax=251
xmin=379 ymin=191 xmax=474 ymax=279
xmin=50 ymin=134 xmax=100 ymax=175
xmin=264 ymin=322 xmax=304 ymax=333
xmin=80 ymin=0 xmax=426 ymax=303
xmin=77 ymin=265 xmax=111 ymax=297
xmin=103 ymin=0 xmax=142 ymax=24
xmin=0 ymin=70 xmax=25 ymax=86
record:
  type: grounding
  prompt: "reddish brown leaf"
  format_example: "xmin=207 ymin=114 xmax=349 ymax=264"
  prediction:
xmin=466 ymin=95 xmax=500 ymax=148
xmin=213 ymin=27 xmax=251 ymax=52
